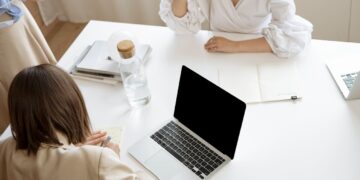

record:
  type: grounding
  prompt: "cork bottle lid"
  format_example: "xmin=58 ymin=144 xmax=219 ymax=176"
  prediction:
xmin=117 ymin=40 xmax=135 ymax=59
xmin=117 ymin=40 xmax=134 ymax=52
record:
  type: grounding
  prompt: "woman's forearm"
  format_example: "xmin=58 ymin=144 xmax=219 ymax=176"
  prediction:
xmin=172 ymin=0 xmax=188 ymax=18
xmin=235 ymin=37 xmax=272 ymax=52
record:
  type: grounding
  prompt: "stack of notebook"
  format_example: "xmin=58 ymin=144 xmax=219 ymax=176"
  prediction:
xmin=71 ymin=40 xmax=152 ymax=84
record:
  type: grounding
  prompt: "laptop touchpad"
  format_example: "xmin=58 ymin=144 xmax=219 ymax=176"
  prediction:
xmin=144 ymin=150 xmax=183 ymax=180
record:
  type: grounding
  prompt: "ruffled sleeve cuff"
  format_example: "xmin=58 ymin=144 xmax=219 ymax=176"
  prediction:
xmin=263 ymin=15 xmax=313 ymax=58
xmin=159 ymin=0 xmax=205 ymax=34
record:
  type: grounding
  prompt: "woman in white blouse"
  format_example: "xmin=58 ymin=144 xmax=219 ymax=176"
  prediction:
xmin=159 ymin=0 xmax=313 ymax=58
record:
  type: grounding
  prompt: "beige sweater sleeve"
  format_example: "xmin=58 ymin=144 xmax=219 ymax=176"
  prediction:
xmin=98 ymin=148 xmax=153 ymax=180
xmin=0 ymin=0 xmax=57 ymax=133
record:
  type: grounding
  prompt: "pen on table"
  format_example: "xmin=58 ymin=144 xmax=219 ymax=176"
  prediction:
xmin=291 ymin=96 xmax=298 ymax=100
xmin=101 ymin=136 xmax=111 ymax=147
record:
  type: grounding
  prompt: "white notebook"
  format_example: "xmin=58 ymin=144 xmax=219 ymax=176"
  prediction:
xmin=76 ymin=41 xmax=120 ymax=75
xmin=219 ymin=60 xmax=302 ymax=103
xmin=76 ymin=41 xmax=152 ymax=76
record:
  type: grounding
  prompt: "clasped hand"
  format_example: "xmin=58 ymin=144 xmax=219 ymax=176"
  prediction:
xmin=204 ymin=36 xmax=238 ymax=53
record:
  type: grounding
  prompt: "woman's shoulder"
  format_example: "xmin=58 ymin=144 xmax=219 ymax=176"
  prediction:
xmin=53 ymin=144 xmax=120 ymax=167
xmin=0 ymin=137 xmax=107 ymax=157
xmin=37 ymin=145 xmax=106 ymax=175
xmin=0 ymin=137 xmax=16 ymax=151
xmin=54 ymin=144 xmax=104 ymax=160
xmin=0 ymin=137 xmax=18 ymax=162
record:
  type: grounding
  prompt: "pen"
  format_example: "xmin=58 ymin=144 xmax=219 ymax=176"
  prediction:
xmin=101 ymin=136 xmax=112 ymax=147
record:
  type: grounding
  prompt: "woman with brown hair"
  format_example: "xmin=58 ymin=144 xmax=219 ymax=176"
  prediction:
xmin=0 ymin=64 xmax=151 ymax=180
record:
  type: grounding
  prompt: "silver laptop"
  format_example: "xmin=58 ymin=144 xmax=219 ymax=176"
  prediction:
xmin=326 ymin=61 xmax=360 ymax=100
xmin=128 ymin=66 xmax=246 ymax=180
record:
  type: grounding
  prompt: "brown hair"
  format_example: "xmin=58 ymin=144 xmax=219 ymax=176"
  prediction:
xmin=8 ymin=64 xmax=92 ymax=155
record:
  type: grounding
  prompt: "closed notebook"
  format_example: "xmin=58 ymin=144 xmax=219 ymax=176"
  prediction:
xmin=76 ymin=41 xmax=152 ymax=76
xmin=76 ymin=41 xmax=120 ymax=76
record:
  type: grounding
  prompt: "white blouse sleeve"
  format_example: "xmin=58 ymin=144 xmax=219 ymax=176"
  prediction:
xmin=159 ymin=0 xmax=205 ymax=34
xmin=262 ymin=0 xmax=313 ymax=58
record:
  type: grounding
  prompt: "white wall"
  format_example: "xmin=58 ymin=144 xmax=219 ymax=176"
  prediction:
xmin=295 ymin=0 xmax=352 ymax=41
xmin=350 ymin=0 xmax=360 ymax=42
xmin=295 ymin=0 xmax=360 ymax=42
xmin=108 ymin=0 xmax=164 ymax=26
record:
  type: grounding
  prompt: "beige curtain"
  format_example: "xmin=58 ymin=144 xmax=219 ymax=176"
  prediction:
xmin=37 ymin=0 xmax=164 ymax=26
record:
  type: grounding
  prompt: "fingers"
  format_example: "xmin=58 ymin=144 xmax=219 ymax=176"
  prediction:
xmin=86 ymin=136 xmax=107 ymax=145
xmin=205 ymin=36 xmax=217 ymax=45
xmin=87 ymin=131 xmax=107 ymax=141
xmin=205 ymin=43 xmax=218 ymax=52
xmin=85 ymin=131 xmax=108 ymax=145
xmin=205 ymin=37 xmax=219 ymax=52
xmin=205 ymin=44 xmax=217 ymax=52
xmin=205 ymin=36 xmax=236 ymax=53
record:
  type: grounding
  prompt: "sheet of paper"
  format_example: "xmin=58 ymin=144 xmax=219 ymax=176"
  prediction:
xmin=257 ymin=60 xmax=302 ymax=102
xmin=100 ymin=126 xmax=124 ymax=145
xmin=218 ymin=60 xmax=301 ymax=103
xmin=219 ymin=64 xmax=261 ymax=103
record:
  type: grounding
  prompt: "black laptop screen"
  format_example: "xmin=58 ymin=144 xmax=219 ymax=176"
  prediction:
xmin=174 ymin=66 xmax=246 ymax=159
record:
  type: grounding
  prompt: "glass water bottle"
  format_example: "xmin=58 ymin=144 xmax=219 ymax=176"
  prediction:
xmin=117 ymin=40 xmax=151 ymax=107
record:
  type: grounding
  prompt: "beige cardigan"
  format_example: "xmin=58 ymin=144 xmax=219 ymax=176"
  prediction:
xmin=0 ymin=0 xmax=57 ymax=133
xmin=0 ymin=135 xmax=153 ymax=180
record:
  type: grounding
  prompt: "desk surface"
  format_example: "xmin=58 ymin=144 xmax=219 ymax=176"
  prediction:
xmin=5 ymin=20 xmax=360 ymax=180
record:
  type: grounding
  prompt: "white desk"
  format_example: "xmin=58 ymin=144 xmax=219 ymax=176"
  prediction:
xmin=4 ymin=20 xmax=360 ymax=180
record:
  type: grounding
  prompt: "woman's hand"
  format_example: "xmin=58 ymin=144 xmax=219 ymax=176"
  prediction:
xmin=76 ymin=131 xmax=120 ymax=157
xmin=77 ymin=131 xmax=108 ymax=146
xmin=204 ymin=36 xmax=238 ymax=53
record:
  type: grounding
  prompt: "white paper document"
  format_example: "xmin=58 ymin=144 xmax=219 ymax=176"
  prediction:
xmin=100 ymin=126 xmax=124 ymax=146
xmin=219 ymin=61 xmax=301 ymax=103
xmin=219 ymin=64 xmax=261 ymax=103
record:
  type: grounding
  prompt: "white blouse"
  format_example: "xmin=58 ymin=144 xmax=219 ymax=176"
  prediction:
xmin=159 ymin=0 xmax=313 ymax=58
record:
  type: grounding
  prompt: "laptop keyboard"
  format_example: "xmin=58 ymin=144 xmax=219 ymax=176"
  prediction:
xmin=151 ymin=121 xmax=225 ymax=179
xmin=341 ymin=72 xmax=358 ymax=90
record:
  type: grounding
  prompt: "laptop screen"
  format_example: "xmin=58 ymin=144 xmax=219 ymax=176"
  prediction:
xmin=174 ymin=66 xmax=246 ymax=159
